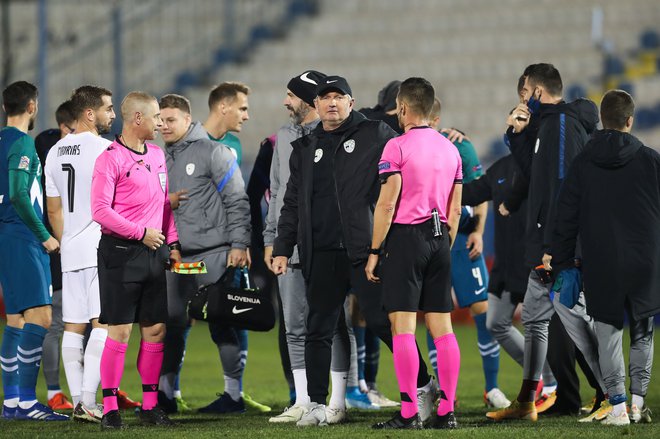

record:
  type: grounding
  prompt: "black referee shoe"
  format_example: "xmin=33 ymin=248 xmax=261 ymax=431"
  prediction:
xmin=138 ymin=406 xmax=175 ymax=426
xmin=101 ymin=409 xmax=126 ymax=430
xmin=430 ymin=411 xmax=457 ymax=429
xmin=372 ymin=412 xmax=423 ymax=429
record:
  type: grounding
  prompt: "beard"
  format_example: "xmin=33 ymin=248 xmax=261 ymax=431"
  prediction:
xmin=288 ymin=103 xmax=310 ymax=125
xmin=96 ymin=121 xmax=112 ymax=135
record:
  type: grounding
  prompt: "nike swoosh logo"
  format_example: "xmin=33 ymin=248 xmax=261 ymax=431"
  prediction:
xmin=300 ymin=72 xmax=318 ymax=85
xmin=475 ymin=287 xmax=485 ymax=295
xmin=232 ymin=306 xmax=253 ymax=314
xmin=326 ymin=79 xmax=338 ymax=83
xmin=497 ymin=178 xmax=506 ymax=184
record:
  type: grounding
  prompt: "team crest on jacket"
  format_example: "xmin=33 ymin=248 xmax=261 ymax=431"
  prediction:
xmin=314 ymin=148 xmax=323 ymax=163
xmin=186 ymin=163 xmax=195 ymax=175
xmin=343 ymin=139 xmax=355 ymax=153
xmin=158 ymin=172 xmax=167 ymax=192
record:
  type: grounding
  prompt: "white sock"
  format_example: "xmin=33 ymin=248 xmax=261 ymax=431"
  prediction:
xmin=359 ymin=379 xmax=369 ymax=393
xmin=46 ymin=389 xmax=61 ymax=400
xmin=292 ymin=369 xmax=310 ymax=406
xmin=3 ymin=397 xmax=18 ymax=408
xmin=632 ymin=394 xmax=644 ymax=407
xmin=18 ymin=400 xmax=37 ymax=409
xmin=159 ymin=373 xmax=176 ymax=399
xmin=224 ymin=376 xmax=241 ymax=401
xmin=62 ymin=331 xmax=85 ymax=406
xmin=612 ymin=401 xmax=626 ymax=416
xmin=542 ymin=384 xmax=557 ymax=395
xmin=329 ymin=371 xmax=347 ymax=409
xmin=81 ymin=328 xmax=106 ymax=409
xmin=173 ymin=390 xmax=182 ymax=399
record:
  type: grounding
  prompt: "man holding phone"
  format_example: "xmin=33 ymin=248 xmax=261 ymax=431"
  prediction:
xmin=487 ymin=64 xmax=606 ymax=422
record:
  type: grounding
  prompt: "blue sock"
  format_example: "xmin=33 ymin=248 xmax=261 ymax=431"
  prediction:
xmin=1 ymin=326 xmax=21 ymax=401
xmin=174 ymin=325 xmax=192 ymax=393
xmin=426 ymin=330 xmax=439 ymax=381
xmin=364 ymin=329 xmax=380 ymax=386
xmin=474 ymin=312 xmax=500 ymax=392
xmin=18 ymin=323 xmax=48 ymax=403
xmin=237 ymin=329 xmax=248 ymax=392
xmin=354 ymin=326 xmax=366 ymax=382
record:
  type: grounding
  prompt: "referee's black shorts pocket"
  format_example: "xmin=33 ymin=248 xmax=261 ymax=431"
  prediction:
xmin=99 ymin=241 xmax=134 ymax=270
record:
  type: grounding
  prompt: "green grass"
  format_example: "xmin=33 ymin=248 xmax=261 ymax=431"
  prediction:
xmin=1 ymin=321 xmax=659 ymax=438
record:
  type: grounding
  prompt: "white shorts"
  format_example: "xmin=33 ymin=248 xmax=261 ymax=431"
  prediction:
xmin=62 ymin=267 xmax=100 ymax=324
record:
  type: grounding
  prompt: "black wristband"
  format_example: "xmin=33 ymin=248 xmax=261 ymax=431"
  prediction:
xmin=168 ymin=241 xmax=181 ymax=251
xmin=368 ymin=248 xmax=381 ymax=255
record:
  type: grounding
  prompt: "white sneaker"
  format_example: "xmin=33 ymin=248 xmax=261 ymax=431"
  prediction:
xmin=268 ymin=404 xmax=307 ymax=423
xmin=325 ymin=406 xmax=347 ymax=424
xmin=367 ymin=389 xmax=400 ymax=408
xmin=601 ymin=411 xmax=631 ymax=426
xmin=417 ymin=376 xmax=439 ymax=424
xmin=296 ymin=403 xmax=327 ymax=427
xmin=72 ymin=402 xmax=103 ymax=423
xmin=630 ymin=404 xmax=652 ymax=423
xmin=485 ymin=388 xmax=511 ymax=409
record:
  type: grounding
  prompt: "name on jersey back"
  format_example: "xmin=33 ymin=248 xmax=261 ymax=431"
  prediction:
xmin=57 ymin=144 xmax=81 ymax=156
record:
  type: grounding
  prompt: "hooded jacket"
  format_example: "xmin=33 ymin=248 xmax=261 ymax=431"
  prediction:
xmin=165 ymin=121 xmax=250 ymax=255
xmin=551 ymin=130 xmax=660 ymax=328
xmin=507 ymin=98 xmax=599 ymax=267
xmin=263 ymin=120 xmax=320 ymax=264
xmin=273 ymin=111 xmax=396 ymax=278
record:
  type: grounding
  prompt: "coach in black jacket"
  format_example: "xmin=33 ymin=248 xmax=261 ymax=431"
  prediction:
xmin=551 ymin=90 xmax=660 ymax=423
xmin=272 ymin=76 xmax=434 ymax=425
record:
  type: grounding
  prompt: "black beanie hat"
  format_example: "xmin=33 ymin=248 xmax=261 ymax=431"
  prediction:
xmin=377 ymin=80 xmax=402 ymax=112
xmin=287 ymin=70 xmax=327 ymax=106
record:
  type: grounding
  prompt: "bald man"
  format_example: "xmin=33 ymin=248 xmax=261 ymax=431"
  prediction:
xmin=91 ymin=91 xmax=181 ymax=430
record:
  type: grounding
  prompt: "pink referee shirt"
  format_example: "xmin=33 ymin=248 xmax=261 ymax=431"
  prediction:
xmin=91 ymin=140 xmax=178 ymax=244
xmin=378 ymin=126 xmax=462 ymax=224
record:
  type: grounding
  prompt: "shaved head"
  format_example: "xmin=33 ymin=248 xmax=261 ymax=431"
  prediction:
xmin=121 ymin=91 xmax=157 ymax=121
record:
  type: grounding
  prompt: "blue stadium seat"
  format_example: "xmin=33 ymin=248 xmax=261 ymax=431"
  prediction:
xmin=250 ymin=25 xmax=274 ymax=42
xmin=604 ymin=55 xmax=625 ymax=76
xmin=214 ymin=48 xmax=237 ymax=66
xmin=618 ymin=81 xmax=635 ymax=97
xmin=175 ymin=71 xmax=199 ymax=90
xmin=566 ymin=84 xmax=587 ymax=101
xmin=288 ymin=0 xmax=318 ymax=17
xmin=640 ymin=29 xmax=660 ymax=50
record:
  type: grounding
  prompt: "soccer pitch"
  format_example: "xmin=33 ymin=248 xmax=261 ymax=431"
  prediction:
xmin=1 ymin=321 xmax=659 ymax=438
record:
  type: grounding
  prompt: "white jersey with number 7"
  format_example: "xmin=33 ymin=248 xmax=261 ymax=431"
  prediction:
xmin=45 ymin=132 xmax=110 ymax=272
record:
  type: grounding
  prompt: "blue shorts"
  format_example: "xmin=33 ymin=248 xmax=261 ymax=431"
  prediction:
xmin=0 ymin=234 xmax=52 ymax=314
xmin=450 ymin=232 xmax=489 ymax=308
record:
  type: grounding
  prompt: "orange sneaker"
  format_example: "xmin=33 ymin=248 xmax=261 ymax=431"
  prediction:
xmin=117 ymin=390 xmax=141 ymax=409
xmin=535 ymin=391 xmax=557 ymax=414
xmin=486 ymin=400 xmax=537 ymax=422
xmin=48 ymin=392 xmax=74 ymax=410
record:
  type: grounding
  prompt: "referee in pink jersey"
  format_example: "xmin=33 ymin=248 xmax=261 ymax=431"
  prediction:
xmin=367 ymin=78 xmax=463 ymax=430
xmin=91 ymin=91 xmax=181 ymax=430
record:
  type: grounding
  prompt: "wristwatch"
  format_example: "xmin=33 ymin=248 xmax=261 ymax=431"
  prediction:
xmin=368 ymin=248 xmax=381 ymax=255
